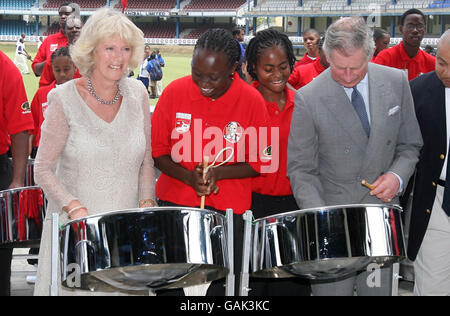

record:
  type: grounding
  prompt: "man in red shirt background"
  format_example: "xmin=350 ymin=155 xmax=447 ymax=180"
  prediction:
xmin=373 ymin=8 xmax=435 ymax=81
xmin=289 ymin=36 xmax=329 ymax=90
xmin=32 ymin=3 xmax=75 ymax=87
xmin=0 ymin=50 xmax=35 ymax=296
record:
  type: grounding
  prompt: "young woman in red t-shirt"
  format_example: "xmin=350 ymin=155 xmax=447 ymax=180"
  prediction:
xmin=245 ymin=28 xmax=311 ymax=296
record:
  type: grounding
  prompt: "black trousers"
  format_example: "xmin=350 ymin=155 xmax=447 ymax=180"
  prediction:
xmin=0 ymin=153 xmax=13 ymax=296
xmin=249 ymin=193 xmax=311 ymax=296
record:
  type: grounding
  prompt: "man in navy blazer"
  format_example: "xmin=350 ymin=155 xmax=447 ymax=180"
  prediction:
xmin=409 ymin=29 xmax=450 ymax=296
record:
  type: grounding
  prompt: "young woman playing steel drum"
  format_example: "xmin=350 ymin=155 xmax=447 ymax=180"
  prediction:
xmin=151 ymin=28 xmax=272 ymax=296
xmin=246 ymin=28 xmax=311 ymax=296
xmin=33 ymin=8 xmax=156 ymax=296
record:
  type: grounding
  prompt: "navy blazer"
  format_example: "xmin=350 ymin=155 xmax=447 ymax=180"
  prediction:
xmin=409 ymin=71 xmax=446 ymax=261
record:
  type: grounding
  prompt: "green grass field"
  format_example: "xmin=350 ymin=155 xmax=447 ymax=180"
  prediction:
xmin=0 ymin=43 xmax=193 ymax=107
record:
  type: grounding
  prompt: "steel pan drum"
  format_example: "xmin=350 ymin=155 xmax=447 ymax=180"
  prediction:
xmin=60 ymin=207 xmax=229 ymax=292
xmin=0 ymin=186 xmax=47 ymax=248
xmin=251 ymin=204 xmax=405 ymax=280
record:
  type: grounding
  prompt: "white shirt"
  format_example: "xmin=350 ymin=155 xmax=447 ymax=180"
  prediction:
xmin=342 ymin=73 xmax=371 ymax=124
xmin=440 ymin=88 xmax=450 ymax=181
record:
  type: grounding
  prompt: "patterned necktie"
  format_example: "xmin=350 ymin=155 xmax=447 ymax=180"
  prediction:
xmin=351 ymin=86 xmax=370 ymax=137
xmin=441 ymin=145 xmax=450 ymax=216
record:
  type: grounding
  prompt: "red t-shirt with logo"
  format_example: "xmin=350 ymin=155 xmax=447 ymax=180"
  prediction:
xmin=289 ymin=59 xmax=326 ymax=90
xmin=373 ymin=41 xmax=436 ymax=81
xmin=32 ymin=30 xmax=68 ymax=87
xmin=151 ymin=73 xmax=272 ymax=214
xmin=30 ymin=82 xmax=56 ymax=147
xmin=251 ymin=82 xmax=295 ymax=196
xmin=0 ymin=50 xmax=34 ymax=155
xmin=294 ymin=53 xmax=318 ymax=68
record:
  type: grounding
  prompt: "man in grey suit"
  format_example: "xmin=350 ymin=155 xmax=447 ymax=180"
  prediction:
xmin=287 ymin=17 xmax=423 ymax=295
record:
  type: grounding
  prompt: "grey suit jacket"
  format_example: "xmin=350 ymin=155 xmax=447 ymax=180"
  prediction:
xmin=287 ymin=62 xmax=423 ymax=209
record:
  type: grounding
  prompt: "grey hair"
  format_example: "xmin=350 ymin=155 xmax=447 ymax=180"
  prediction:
xmin=323 ymin=17 xmax=374 ymax=61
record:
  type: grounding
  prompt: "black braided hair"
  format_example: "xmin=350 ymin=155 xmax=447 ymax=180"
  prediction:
xmin=50 ymin=46 xmax=71 ymax=64
xmin=245 ymin=28 xmax=296 ymax=82
xmin=194 ymin=28 xmax=241 ymax=69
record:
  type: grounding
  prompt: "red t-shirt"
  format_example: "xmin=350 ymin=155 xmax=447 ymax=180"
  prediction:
xmin=251 ymin=82 xmax=295 ymax=196
xmin=32 ymin=30 xmax=68 ymax=87
xmin=0 ymin=50 xmax=34 ymax=155
xmin=294 ymin=53 xmax=318 ymax=68
xmin=151 ymin=73 xmax=271 ymax=214
xmin=30 ymin=82 xmax=56 ymax=147
xmin=289 ymin=59 xmax=326 ymax=90
xmin=373 ymin=41 xmax=435 ymax=81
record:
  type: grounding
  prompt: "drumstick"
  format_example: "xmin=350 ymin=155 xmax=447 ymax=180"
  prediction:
xmin=200 ymin=156 xmax=210 ymax=209
xmin=361 ymin=179 xmax=376 ymax=191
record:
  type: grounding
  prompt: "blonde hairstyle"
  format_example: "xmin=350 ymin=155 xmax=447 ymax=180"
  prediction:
xmin=71 ymin=8 xmax=144 ymax=76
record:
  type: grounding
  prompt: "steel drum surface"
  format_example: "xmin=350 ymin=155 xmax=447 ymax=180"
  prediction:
xmin=0 ymin=186 xmax=47 ymax=248
xmin=60 ymin=207 xmax=229 ymax=292
xmin=251 ymin=204 xmax=405 ymax=280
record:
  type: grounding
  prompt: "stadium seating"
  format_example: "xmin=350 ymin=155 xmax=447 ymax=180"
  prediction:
xmin=183 ymin=0 xmax=246 ymax=10
xmin=43 ymin=0 xmax=107 ymax=9
xmin=0 ymin=20 xmax=35 ymax=36
xmin=183 ymin=24 xmax=232 ymax=39
xmin=136 ymin=23 xmax=177 ymax=38
xmin=114 ymin=0 xmax=177 ymax=10
xmin=0 ymin=0 xmax=35 ymax=10
xmin=429 ymin=0 xmax=450 ymax=8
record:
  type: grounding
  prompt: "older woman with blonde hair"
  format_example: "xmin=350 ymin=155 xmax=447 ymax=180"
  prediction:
xmin=33 ymin=8 xmax=156 ymax=296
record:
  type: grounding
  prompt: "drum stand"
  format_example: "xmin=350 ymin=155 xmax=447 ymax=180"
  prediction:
xmin=225 ymin=208 xmax=234 ymax=296
xmin=239 ymin=210 xmax=253 ymax=296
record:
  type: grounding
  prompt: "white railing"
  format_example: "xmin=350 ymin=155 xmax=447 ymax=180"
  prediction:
xmin=0 ymin=34 xmax=440 ymax=46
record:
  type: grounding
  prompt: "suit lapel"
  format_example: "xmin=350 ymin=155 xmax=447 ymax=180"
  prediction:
xmin=360 ymin=65 xmax=391 ymax=172
xmin=320 ymin=70 xmax=369 ymax=151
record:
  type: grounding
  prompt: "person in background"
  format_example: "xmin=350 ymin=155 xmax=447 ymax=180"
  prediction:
xmin=30 ymin=47 xmax=77 ymax=158
xmin=408 ymin=29 xmax=450 ymax=296
xmin=38 ymin=14 xmax=83 ymax=89
xmin=287 ymin=16 xmax=422 ymax=296
xmin=0 ymin=49 xmax=35 ymax=296
xmin=32 ymin=2 xmax=76 ymax=87
xmin=33 ymin=8 xmax=156 ymax=296
xmin=373 ymin=8 xmax=435 ymax=80
xmin=137 ymin=44 xmax=151 ymax=95
xmin=371 ymin=28 xmax=390 ymax=62
xmin=245 ymin=28 xmax=311 ymax=296
xmin=424 ymin=45 xmax=435 ymax=57
xmin=232 ymin=27 xmax=246 ymax=80
xmin=155 ymin=48 xmax=165 ymax=97
xmin=14 ymin=37 xmax=31 ymax=74
xmin=295 ymin=28 xmax=320 ymax=68
xmin=288 ymin=36 xmax=329 ymax=90
xmin=37 ymin=36 xmax=44 ymax=50
xmin=147 ymin=52 xmax=162 ymax=99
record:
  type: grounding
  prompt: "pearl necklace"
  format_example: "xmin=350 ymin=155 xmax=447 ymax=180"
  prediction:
xmin=87 ymin=77 xmax=121 ymax=105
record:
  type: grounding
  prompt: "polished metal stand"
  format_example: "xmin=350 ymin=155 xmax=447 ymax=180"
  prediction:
xmin=225 ymin=208 xmax=235 ymax=296
xmin=239 ymin=210 xmax=253 ymax=296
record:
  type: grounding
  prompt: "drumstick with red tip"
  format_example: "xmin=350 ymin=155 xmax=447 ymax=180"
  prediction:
xmin=200 ymin=156 xmax=210 ymax=209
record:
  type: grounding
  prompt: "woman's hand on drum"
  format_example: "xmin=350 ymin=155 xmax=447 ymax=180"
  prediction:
xmin=192 ymin=164 xmax=219 ymax=197
xmin=139 ymin=199 xmax=157 ymax=208
xmin=64 ymin=200 xmax=88 ymax=220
